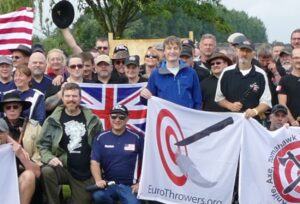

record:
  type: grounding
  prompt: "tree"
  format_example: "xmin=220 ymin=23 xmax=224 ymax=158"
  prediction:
xmin=83 ymin=0 xmax=232 ymax=38
xmin=0 ymin=0 xmax=32 ymax=13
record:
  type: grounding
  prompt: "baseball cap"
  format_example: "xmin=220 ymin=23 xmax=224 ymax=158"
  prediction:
xmin=110 ymin=104 xmax=128 ymax=116
xmin=32 ymin=43 xmax=46 ymax=54
xmin=0 ymin=56 xmax=12 ymax=65
xmin=113 ymin=44 xmax=129 ymax=54
xmin=10 ymin=44 xmax=32 ymax=56
xmin=271 ymin=104 xmax=288 ymax=115
xmin=181 ymin=39 xmax=195 ymax=49
xmin=180 ymin=46 xmax=193 ymax=57
xmin=125 ymin=55 xmax=140 ymax=66
xmin=94 ymin=55 xmax=111 ymax=65
xmin=227 ymin=33 xmax=245 ymax=43
xmin=238 ymin=39 xmax=255 ymax=51
xmin=279 ymin=49 xmax=292 ymax=57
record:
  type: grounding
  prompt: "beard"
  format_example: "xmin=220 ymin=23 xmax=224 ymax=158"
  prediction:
xmin=239 ymin=58 xmax=252 ymax=65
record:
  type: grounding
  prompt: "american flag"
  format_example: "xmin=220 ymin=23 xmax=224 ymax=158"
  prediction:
xmin=0 ymin=7 xmax=33 ymax=55
xmin=79 ymin=83 xmax=147 ymax=134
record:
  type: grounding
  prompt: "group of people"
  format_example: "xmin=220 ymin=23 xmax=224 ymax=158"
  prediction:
xmin=1 ymin=25 xmax=300 ymax=204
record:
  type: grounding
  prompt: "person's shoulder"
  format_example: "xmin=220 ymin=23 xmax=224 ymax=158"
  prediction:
xmin=126 ymin=128 xmax=143 ymax=139
xmin=95 ymin=130 xmax=112 ymax=142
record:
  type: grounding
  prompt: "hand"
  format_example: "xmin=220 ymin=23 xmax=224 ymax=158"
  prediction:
xmin=95 ymin=180 xmax=107 ymax=189
xmin=291 ymin=120 xmax=299 ymax=126
xmin=52 ymin=75 xmax=64 ymax=86
xmin=267 ymin=62 xmax=277 ymax=74
xmin=140 ymin=88 xmax=152 ymax=99
xmin=229 ymin=102 xmax=243 ymax=112
xmin=131 ymin=183 xmax=139 ymax=194
xmin=244 ymin=108 xmax=257 ymax=119
xmin=49 ymin=157 xmax=63 ymax=167
xmin=0 ymin=132 xmax=7 ymax=144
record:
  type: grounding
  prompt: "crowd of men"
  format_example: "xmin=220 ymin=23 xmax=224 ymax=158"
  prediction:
xmin=1 ymin=26 xmax=300 ymax=204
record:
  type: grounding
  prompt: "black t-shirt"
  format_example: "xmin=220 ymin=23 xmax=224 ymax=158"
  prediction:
xmin=278 ymin=74 xmax=300 ymax=119
xmin=59 ymin=110 xmax=91 ymax=180
xmin=201 ymin=75 xmax=226 ymax=112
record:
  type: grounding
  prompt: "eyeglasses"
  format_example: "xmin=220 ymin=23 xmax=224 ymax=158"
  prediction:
xmin=4 ymin=105 xmax=20 ymax=110
xmin=211 ymin=61 xmax=223 ymax=66
xmin=110 ymin=114 xmax=127 ymax=120
xmin=97 ymin=46 xmax=108 ymax=50
xmin=12 ymin=56 xmax=21 ymax=60
xmin=145 ymin=54 xmax=158 ymax=59
xmin=114 ymin=60 xmax=125 ymax=65
xmin=69 ymin=64 xmax=84 ymax=69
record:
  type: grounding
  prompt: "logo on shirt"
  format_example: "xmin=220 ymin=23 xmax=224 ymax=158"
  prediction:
xmin=64 ymin=120 xmax=86 ymax=153
xmin=104 ymin=144 xmax=115 ymax=148
xmin=124 ymin=144 xmax=135 ymax=151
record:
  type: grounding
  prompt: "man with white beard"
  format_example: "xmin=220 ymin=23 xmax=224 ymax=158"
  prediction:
xmin=215 ymin=39 xmax=271 ymax=120
xmin=28 ymin=52 xmax=53 ymax=94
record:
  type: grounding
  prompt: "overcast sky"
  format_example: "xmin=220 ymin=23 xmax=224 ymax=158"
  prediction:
xmin=221 ymin=0 xmax=300 ymax=43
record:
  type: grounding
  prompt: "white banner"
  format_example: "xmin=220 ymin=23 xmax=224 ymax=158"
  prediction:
xmin=138 ymin=97 xmax=243 ymax=204
xmin=240 ymin=120 xmax=300 ymax=204
xmin=0 ymin=144 xmax=20 ymax=204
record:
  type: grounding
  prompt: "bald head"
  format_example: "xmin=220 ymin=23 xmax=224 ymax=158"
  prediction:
xmin=28 ymin=52 xmax=47 ymax=77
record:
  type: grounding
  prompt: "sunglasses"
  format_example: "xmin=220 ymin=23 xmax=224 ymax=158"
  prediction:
xmin=12 ymin=56 xmax=21 ymax=60
xmin=4 ymin=105 xmax=20 ymax=110
xmin=69 ymin=64 xmax=84 ymax=69
xmin=110 ymin=114 xmax=127 ymax=120
xmin=115 ymin=60 xmax=125 ymax=65
xmin=211 ymin=61 xmax=223 ymax=66
xmin=145 ymin=54 xmax=158 ymax=59
xmin=97 ymin=46 xmax=108 ymax=50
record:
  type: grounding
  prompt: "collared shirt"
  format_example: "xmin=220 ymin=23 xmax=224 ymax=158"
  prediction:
xmin=215 ymin=64 xmax=272 ymax=111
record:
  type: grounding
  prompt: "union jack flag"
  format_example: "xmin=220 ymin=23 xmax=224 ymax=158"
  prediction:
xmin=79 ymin=83 xmax=147 ymax=134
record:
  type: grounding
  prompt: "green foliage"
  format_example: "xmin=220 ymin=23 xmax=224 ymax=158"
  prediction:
xmin=0 ymin=0 xmax=32 ymax=13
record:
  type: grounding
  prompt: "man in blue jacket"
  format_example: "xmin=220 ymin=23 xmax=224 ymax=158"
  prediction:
xmin=140 ymin=35 xmax=202 ymax=109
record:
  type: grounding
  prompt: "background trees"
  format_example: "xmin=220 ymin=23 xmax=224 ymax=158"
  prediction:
xmin=1 ymin=0 xmax=268 ymax=53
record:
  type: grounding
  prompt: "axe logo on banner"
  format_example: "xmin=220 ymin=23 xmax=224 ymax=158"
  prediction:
xmin=156 ymin=108 xmax=233 ymax=187
xmin=266 ymin=134 xmax=300 ymax=203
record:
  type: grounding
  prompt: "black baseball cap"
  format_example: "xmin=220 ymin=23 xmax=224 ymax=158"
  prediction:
xmin=271 ymin=104 xmax=288 ymax=115
xmin=110 ymin=104 xmax=128 ymax=116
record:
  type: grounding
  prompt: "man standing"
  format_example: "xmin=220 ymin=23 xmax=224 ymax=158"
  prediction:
xmin=291 ymin=28 xmax=300 ymax=49
xmin=38 ymin=83 xmax=103 ymax=204
xmin=10 ymin=44 xmax=32 ymax=67
xmin=93 ymin=55 xmax=128 ymax=84
xmin=201 ymin=52 xmax=232 ymax=111
xmin=90 ymin=104 xmax=143 ymax=204
xmin=278 ymin=48 xmax=300 ymax=126
xmin=198 ymin=33 xmax=217 ymax=69
xmin=141 ymin=35 xmax=202 ymax=109
xmin=28 ymin=52 xmax=53 ymax=94
xmin=0 ymin=56 xmax=16 ymax=98
xmin=180 ymin=45 xmax=209 ymax=82
xmin=215 ymin=39 xmax=271 ymax=120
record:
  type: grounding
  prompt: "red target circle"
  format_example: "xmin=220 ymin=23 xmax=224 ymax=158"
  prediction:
xmin=156 ymin=109 xmax=187 ymax=186
xmin=274 ymin=141 xmax=300 ymax=202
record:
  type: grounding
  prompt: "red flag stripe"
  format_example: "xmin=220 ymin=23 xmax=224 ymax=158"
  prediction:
xmin=0 ymin=27 xmax=32 ymax=35
xmin=0 ymin=16 xmax=33 ymax=24
xmin=0 ymin=39 xmax=32 ymax=44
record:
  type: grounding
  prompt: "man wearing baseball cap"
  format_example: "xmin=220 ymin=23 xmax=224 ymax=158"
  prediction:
xmin=0 ymin=56 xmax=16 ymax=99
xmin=269 ymin=104 xmax=289 ymax=131
xmin=93 ymin=55 xmax=128 ymax=84
xmin=124 ymin=55 xmax=147 ymax=84
xmin=215 ymin=39 xmax=271 ymax=121
xmin=10 ymin=44 xmax=32 ymax=67
xmin=90 ymin=104 xmax=144 ymax=203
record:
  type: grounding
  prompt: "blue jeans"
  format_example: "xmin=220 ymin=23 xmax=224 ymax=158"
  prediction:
xmin=92 ymin=184 xmax=141 ymax=204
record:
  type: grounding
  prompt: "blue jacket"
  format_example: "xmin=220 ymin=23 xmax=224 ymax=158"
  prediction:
xmin=147 ymin=60 xmax=202 ymax=109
